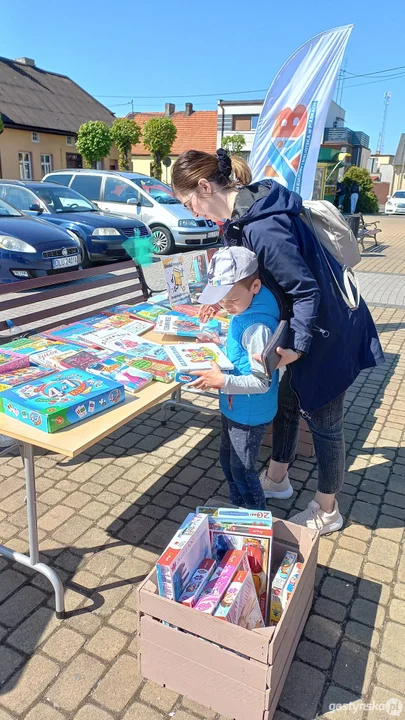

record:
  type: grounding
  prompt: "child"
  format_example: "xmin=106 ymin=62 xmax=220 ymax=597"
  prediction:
xmin=191 ymin=247 xmax=280 ymax=510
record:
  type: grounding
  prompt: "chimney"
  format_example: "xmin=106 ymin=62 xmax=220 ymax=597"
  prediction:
xmin=15 ymin=57 xmax=36 ymax=67
xmin=165 ymin=103 xmax=175 ymax=116
xmin=185 ymin=102 xmax=194 ymax=116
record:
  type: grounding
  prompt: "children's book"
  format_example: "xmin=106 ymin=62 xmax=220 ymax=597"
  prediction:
xmin=156 ymin=513 xmax=211 ymax=601
xmin=0 ymin=365 xmax=53 ymax=393
xmin=80 ymin=323 xmax=150 ymax=352
xmin=112 ymin=340 xmax=172 ymax=363
xmin=161 ymin=254 xmax=192 ymax=307
xmin=192 ymin=252 xmax=209 ymax=283
xmin=58 ymin=350 xmax=107 ymax=371
xmin=3 ymin=337 xmax=60 ymax=354
xmin=165 ymin=343 xmax=233 ymax=372
xmin=40 ymin=324 xmax=96 ymax=347
xmin=0 ymin=369 xmax=124 ymax=433
xmin=119 ymin=302 xmax=171 ymax=323
xmin=147 ymin=292 xmax=171 ymax=308
xmin=30 ymin=344 xmax=84 ymax=369
xmin=154 ymin=314 xmax=221 ymax=338
xmin=0 ymin=349 xmax=29 ymax=374
xmin=92 ymin=314 xmax=145 ymax=331
xmin=128 ymin=357 xmax=175 ymax=383
xmin=86 ymin=357 xmax=153 ymax=394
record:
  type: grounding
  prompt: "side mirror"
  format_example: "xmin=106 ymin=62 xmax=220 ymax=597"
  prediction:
xmin=29 ymin=203 xmax=43 ymax=212
xmin=141 ymin=196 xmax=153 ymax=208
xmin=127 ymin=197 xmax=140 ymax=205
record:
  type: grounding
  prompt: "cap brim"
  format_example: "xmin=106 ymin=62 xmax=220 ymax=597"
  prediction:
xmin=198 ymin=283 xmax=233 ymax=305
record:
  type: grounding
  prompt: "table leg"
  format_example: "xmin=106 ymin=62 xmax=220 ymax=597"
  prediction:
xmin=160 ymin=386 xmax=220 ymax=425
xmin=0 ymin=442 xmax=65 ymax=619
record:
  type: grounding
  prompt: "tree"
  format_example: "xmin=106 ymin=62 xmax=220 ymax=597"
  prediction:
xmin=342 ymin=166 xmax=379 ymax=214
xmin=0 ymin=114 xmax=3 ymax=135
xmin=221 ymin=134 xmax=246 ymax=156
xmin=111 ymin=117 xmax=141 ymax=171
xmin=76 ymin=121 xmax=112 ymax=168
xmin=142 ymin=117 xmax=177 ymax=180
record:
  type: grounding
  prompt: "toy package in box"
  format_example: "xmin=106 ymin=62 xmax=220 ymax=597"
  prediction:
xmin=208 ymin=517 xmax=273 ymax=623
xmin=213 ymin=568 xmax=265 ymax=630
xmin=0 ymin=369 xmax=124 ymax=433
xmin=270 ymin=550 xmax=298 ymax=624
xmin=179 ymin=558 xmax=216 ymax=607
xmin=0 ymin=365 xmax=53 ymax=393
xmin=283 ymin=562 xmax=302 ymax=605
xmin=86 ymin=357 xmax=153 ymax=394
xmin=198 ymin=507 xmax=273 ymax=527
xmin=0 ymin=349 xmax=29 ymax=374
xmin=156 ymin=513 xmax=211 ymax=601
xmin=194 ymin=549 xmax=250 ymax=616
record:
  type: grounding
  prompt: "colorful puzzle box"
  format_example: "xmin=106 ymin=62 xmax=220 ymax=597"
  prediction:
xmin=0 ymin=369 xmax=125 ymax=433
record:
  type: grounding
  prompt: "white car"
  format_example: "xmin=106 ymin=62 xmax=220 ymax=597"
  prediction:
xmin=385 ymin=191 xmax=405 ymax=215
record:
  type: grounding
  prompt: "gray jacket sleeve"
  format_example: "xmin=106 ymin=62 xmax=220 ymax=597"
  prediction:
xmin=222 ymin=323 xmax=273 ymax=395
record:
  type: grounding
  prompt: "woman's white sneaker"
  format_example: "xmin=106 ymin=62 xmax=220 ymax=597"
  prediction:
xmin=288 ymin=500 xmax=343 ymax=535
xmin=260 ymin=470 xmax=293 ymax=499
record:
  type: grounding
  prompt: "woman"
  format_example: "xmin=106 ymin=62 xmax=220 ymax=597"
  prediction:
xmin=171 ymin=149 xmax=384 ymax=534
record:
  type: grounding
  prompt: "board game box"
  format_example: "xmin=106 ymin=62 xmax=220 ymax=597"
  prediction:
xmin=208 ymin=517 xmax=273 ymax=623
xmin=270 ymin=550 xmax=298 ymax=624
xmin=0 ymin=365 xmax=53 ymax=393
xmin=213 ymin=568 xmax=265 ymax=630
xmin=197 ymin=507 xmax=273 ymax=527
xmin=194 ymin=549 xmax=250 ymax=616
xmin=179 ymin=558 xmax=216 ymax=608
xmin=156 ymin=513 xmax=211 ymax=601
xmin=0 ymin=349 xmax=30 ymax=374
xmin=165 ymin=343 xmax=233 ymax=372
xmin=0 ymin=369 xmax=125 ymax=433
xmin=86 ymin=357 xmax=153 ymax=394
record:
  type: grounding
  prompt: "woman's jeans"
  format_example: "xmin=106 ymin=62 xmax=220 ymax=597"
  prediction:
xmin=272 ymin=372 xmax=346 ymax=495
xmin=220 ymin=414 xmax=268 ymax=510
xmin=351 ymin=193 xmax=359 ymax=214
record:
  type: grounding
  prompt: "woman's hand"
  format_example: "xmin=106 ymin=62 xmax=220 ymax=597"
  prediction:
xmin=253 ymin=347 xmax=301 ymax=370
xmin=189 ymin=362 xmax=225 ymax=390
xmin=199 ymin=303 xmax=221 ymax=322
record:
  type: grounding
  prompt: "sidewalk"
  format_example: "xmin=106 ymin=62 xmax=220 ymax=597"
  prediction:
xmin=0 ymin=217 xmax=404 ymax=720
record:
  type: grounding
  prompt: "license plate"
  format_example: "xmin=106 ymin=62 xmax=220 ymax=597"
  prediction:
xmin=207 ymin=231 xmax=219 ymax=239
xmin=52 ymin=254 xmax=80 ymax=269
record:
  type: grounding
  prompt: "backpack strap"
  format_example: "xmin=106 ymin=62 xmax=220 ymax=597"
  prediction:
xmin=303 ymin=207 xmax=360 ymax=310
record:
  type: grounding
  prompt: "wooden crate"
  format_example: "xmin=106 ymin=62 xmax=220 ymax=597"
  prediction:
xmin=263 ymin=418 xmax=314 ymax=458
xmin=138 ymin=518 xmax=319 ymax=720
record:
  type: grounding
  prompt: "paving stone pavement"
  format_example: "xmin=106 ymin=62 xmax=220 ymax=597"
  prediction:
xmin=0 ymin=217 xmax=405 ymax=720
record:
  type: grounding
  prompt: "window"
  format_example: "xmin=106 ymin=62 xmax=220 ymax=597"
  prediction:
xmin=36 ymin=186 xmax=96 ymax=213
xmin=66 ymin=136 xmax=74 ymax=146
xmin=0 ymin=185 xmax=37 ymax=211
xmin=71 ymin=174 xmax=102 ymax=201
xmin=45 ymin=173 xmax=72 ymax=186
xmin=41 ymin=154 xmax=53 ymax=176
xmin=32 ymin=131 xmax=40 ymax=143
xmin=232 ymin=115 xmax=259 ymax=131
xmin=104 ymin=177 xmax=140 ymax=204
xmin=18 ymin=152 xmax=32 ymax=179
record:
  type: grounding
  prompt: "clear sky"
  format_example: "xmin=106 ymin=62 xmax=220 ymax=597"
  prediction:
xmin=2 ymin=0 xmax=404 ymax=154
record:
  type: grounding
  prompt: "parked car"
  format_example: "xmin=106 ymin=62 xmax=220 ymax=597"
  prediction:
xmin=42 ymin=170 xmax=220 ymax=255
xmin=0 ymin=197 xmax=81 ymax=283
xmin=385 ymin=191 xmax=405 ymax=215
xmin=0 ymin=180 xmax=150 ymax=267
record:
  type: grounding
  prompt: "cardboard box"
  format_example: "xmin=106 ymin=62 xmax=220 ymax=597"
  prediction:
xmin=138 ymin=518 xmax=318 ymax=720
xmin=0 ymin=369 xmax=125 ymax=433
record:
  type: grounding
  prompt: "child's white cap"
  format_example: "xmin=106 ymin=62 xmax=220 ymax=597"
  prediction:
xmin=198 ymin=247 xmax=258 ymax=305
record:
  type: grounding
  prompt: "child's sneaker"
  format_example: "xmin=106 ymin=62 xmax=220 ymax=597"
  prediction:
xmin=289 ymin=500 xmax=343 ymax=534
xmin=259 ymin=470 xmax=293 ymax=499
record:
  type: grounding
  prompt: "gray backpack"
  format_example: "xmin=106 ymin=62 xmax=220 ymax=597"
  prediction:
xmin=301 ymin=200 xmax=361 ymax=310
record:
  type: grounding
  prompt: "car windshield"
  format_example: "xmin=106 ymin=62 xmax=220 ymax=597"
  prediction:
xmin=0 ymin=198 xmax=22 ymax=217
xmin=36 ymin=186 xmax=98 ymax=213
xmin=132 ymin=177 xmax=180 ymax=204
xmin=393 ymin=191 xmax=405 ymax=199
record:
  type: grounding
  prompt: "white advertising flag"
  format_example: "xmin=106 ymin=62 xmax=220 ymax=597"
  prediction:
xmin=250 ymin=25 xmax=353 ymax=199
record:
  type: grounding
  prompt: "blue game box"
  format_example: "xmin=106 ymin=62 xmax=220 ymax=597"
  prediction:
xmin=0 ymin=368 xmax=125 ymax=433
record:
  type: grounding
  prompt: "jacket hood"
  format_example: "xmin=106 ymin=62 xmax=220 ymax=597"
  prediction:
xmin=232 ymin=180 xmax=302 ymax=226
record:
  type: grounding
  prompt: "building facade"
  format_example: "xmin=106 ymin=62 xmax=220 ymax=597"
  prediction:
xmin=392 ymin=134 xmax=405 ymax=194
xmin=0 ymin=56 xmax=118 ymax=180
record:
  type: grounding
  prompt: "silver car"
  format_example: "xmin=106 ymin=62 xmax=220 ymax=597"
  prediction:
xmin=42 ymin=170 xmax=220 ymax=255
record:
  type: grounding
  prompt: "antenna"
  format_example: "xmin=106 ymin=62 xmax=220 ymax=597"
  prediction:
xmin=376 ymin=92 xmax=391 ymax=154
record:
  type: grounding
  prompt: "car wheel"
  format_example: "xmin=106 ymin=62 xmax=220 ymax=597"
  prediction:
xmin=151 ymin=226 xmax=175 ymax=255
xmin=70 ymin=233 xmax=92 ymax=268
